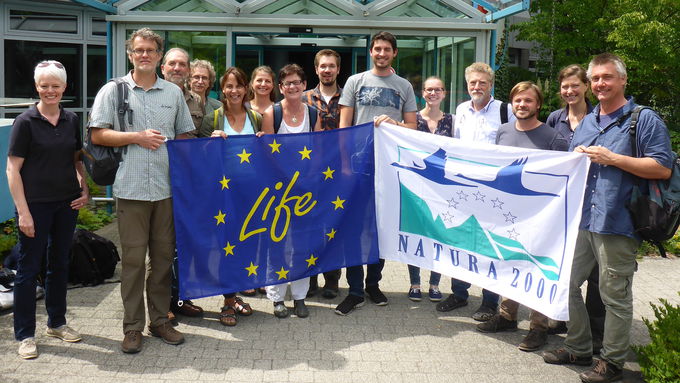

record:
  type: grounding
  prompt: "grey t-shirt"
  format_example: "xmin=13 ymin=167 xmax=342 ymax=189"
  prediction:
xmin=495 ymin=122 xmax=569 ymax=151
xmin=339 ymin=71 xmax=417 ymax=125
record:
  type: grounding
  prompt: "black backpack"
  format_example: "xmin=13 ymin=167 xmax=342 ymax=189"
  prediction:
xmin=82 ymin=77 xmax=130 ymax=186
xmin=626 ymin=106 xmax=680 ymax=257
xmin=69 ymin=229 xmax=120 ymax=286
xmin=273 ymin=103 xmax=318 ymax=133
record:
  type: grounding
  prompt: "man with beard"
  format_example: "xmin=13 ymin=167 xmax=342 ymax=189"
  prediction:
xmin=439 ymin=62 xmax=515 ymax=321
xmin=302 ymin=49 xmax=344 ymax=298
xmin=476 ymin=81 xmax=568 ymax=352
xmin=160 ymin=47 xmax=204 ymax=320
xmin=336 ymin=31 xmax=417 ymax=315
xmin=161 ymin=48 xmax=203 ymax=138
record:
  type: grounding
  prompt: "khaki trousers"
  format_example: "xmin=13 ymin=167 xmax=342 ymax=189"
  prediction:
xmin=499 ymin=298 xmax=549 ymax=331
xmin=117 ymin=198 xmax=175 ymax=333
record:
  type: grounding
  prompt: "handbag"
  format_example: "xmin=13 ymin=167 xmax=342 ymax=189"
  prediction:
xmin=82 ymin=77 xmax=130 ymax=186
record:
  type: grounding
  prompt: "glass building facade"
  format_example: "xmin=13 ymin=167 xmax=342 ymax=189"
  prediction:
xmin=1 ymin=0 xmax=500 ymax=120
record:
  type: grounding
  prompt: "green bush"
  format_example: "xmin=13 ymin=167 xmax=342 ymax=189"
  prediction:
xmin=634 ymin=295 xmax=680 ymax=383
xmin=76 ymin=204 xmax=113 ymax=231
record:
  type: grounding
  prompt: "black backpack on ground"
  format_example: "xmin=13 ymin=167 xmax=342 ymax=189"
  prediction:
xmin=69 ymin=229 xmax=120 ymax=286
xmin=82 ymin=77 xmax=130 ymax=186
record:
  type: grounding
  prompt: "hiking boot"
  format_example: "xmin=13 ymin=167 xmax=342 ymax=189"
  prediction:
xmin=293 ymin=299 xmax=309 ymax=318
xmin=518 ymin=329 xmax=548 ymax=351
xmin=472 ymin=304 xmax=497 ymax=321
xmin=334 ymin=295 xmax=365 ymax=315
xmin=273 ymin=301 xmax=289 ymax=318
xmin=476 ymin=313 xmax=518 ymax=333
xmin=542 ymin=348 xmax=593 ymax=366
xmin=435 ymin=295 xmax=467 ymax=312
xmin=121 ymin=330 xmax=142 ymax=354
xmin=365 ymin=285 xmax=388 ymax=306
xmin=18 ymin=337 xmax=38 ymax=359
xmin=45 ymin=325 xmax=82 ymax=342
xmin=148 ymin=322 xmax=185 ymax=345
xmin=579 ymin=358 xmax=622 ymax=383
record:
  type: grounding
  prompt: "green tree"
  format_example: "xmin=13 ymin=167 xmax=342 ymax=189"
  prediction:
xmin=512 ymin=0 xmax=680 ymax=144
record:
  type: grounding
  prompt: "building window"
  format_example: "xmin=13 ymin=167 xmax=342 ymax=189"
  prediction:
xmin=9 ymin=9 xmax=79 ymax=34
xmin=5 ymin=40 xmax=82 ymax=107
xmin=91 ymin=17 xmax=107 ymax=37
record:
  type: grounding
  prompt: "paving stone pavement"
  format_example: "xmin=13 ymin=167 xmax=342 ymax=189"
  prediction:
xmin=1 ymin=223 xmax=678 ymax=383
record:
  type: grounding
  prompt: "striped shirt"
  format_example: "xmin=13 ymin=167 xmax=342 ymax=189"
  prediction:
xmin=89 ymin=71 xmax=195 ymax=201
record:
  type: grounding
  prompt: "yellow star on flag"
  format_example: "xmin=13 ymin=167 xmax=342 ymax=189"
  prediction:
xmin=245 ymin=262 xmax=258 ymax=276
xmin=331 ymin=196 xmax=345 ymax=210
xmin=305 ymin=254 xmax=318 ymax=268
xmin=322 ymin=166 xmax=335 ymax=180
xmin=214 ymin=210 xmax=226 ymax=225
xmin=299 ymin=146 xmax=312 ymax=160
xmin=237 ymin=148 xmax=252 ymax=163
xmin=269 ymin=139 xmax=281 ymax=153
xmin=223 ymin=242 xmax=235 ymax=256
xmin=326 ymin=228 xmax=336 ymax=240
xmin=219 ymin=176 xmax=230 ymax=190
xmin=275 ymin=266 xmax=290 ymax=280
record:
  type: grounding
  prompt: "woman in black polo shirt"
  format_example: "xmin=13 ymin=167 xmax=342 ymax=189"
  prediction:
xmin=7 ymin=60 xmax=89 ymax=359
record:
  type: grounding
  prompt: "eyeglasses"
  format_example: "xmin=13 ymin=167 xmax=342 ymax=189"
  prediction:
xmin=129 ymin=48 xmax=159 ymax=57
xmin=281 ymin=80 xmax=303 ymax=87
xmin=191 ymin=75 xmax=209 ymax=82
xmin=424 ymin=88 xmax=444 ymax=94
xmin=37 ymin=60 xmax=64 ymax=69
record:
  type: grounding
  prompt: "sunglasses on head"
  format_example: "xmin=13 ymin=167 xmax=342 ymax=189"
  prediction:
xmin=37 ymin=60 xmax=64 ymax=69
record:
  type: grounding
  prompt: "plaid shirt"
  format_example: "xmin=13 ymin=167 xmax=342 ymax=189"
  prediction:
xmin=303 ymin=85 xmax=342 ymax=130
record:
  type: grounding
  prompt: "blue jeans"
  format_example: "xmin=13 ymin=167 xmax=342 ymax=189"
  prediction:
xmin=346 ymin=258 xmax=384 ymax=297
xmin=407 ymin=265 xmax=441 ymax=286
xmin=14 ymin=200 xmax=78 ymax=341
xmin=451 ymin=278 xmax=499 ymax=309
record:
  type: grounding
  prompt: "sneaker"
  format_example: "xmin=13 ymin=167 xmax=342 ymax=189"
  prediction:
xmin=18 ymin=337 xmax=38 ymax=359
xmin=428 ymin=287 xmax=443 ymax=302
xmin=436 ymin=295 xmax=467 ymax=312
xmin=273 ymin=301 xmax=289 ymax=318
xmin=518 ymin=329 xmax=548 ymax=352
xmin=148 ymin=322 xmax=185 ymax=345
xmin=579 ymin=358 xmax=622 ymax=383
xmin=476 ymin=313 xmax=518 ymax=333
xmin=365 ymin=285 xmax=388 ymax=306
xmin=334 ymin=295 xmax=365 ymax=316
xmin=408 ymin=287 xmax=422 ymax=302
xmin=472 ymin=304 xmax=497 ymax=321
xmin=321 ymin=280 xmax=339 ymax=299
xmin=45 ymin=325 xmax=82 ymax=342
xmin=293 ymin=299 xmax=309 ymax=318
xmin=542 ymin=347 xmax=593 ymax=366
xmin=121 ymin=330 xmax=142 ymax=354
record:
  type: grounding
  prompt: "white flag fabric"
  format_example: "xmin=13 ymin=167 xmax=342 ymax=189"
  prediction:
xmin=375 ymin=124 xmax=590 ymax=320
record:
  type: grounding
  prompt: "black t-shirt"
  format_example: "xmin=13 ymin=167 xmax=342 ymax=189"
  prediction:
xmin=8 ymin=104 xmax=82 ymax=203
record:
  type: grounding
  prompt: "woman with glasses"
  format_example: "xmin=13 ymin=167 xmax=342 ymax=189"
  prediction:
xmin=209 ymin=67 xmax=262 ymax=326
xmin=7 ymin=60 xmax=89 ymax=359
xmin=189 ymin=59 xmax=222 ymax=137
xmin=406 ymin=76 xmax=453 ymax=303
xmin=258 ymin=64 xmax=320 ymax=319
xmin=247 ymin=66 xmax=276 ymax=116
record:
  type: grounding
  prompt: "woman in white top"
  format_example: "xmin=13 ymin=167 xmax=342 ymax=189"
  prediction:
xmin=260 ymin=64 xmax=321 ymax=319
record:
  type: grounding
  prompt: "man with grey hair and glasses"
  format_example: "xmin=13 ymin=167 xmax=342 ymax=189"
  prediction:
xmin=90 ymin=27 xmax=195 ymax=354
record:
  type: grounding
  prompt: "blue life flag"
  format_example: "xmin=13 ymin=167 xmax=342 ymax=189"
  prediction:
xmin=167 ymin=123 xmax=378 ymax=299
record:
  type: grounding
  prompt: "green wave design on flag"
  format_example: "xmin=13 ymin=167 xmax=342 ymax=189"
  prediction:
xmin=398 ymin=181 xmax=559 ymax=281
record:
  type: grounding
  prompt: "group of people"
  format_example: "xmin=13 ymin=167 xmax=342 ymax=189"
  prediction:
xmin=7 ymin=27 xmax=672 ymax=383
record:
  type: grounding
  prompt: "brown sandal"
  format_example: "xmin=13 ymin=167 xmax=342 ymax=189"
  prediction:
xmin=231 ymin=297 xmax=253 ymax=316
xmin=219 ymin=305 xmax=237 ymax=326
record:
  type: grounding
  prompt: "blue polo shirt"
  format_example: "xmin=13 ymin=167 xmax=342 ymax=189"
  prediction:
xmin=570 ymin=98 xmax=673 ymax=238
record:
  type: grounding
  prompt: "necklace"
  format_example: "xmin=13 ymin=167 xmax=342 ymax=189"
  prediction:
xmin=291 ymin=103 xmax=303 ymax=124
